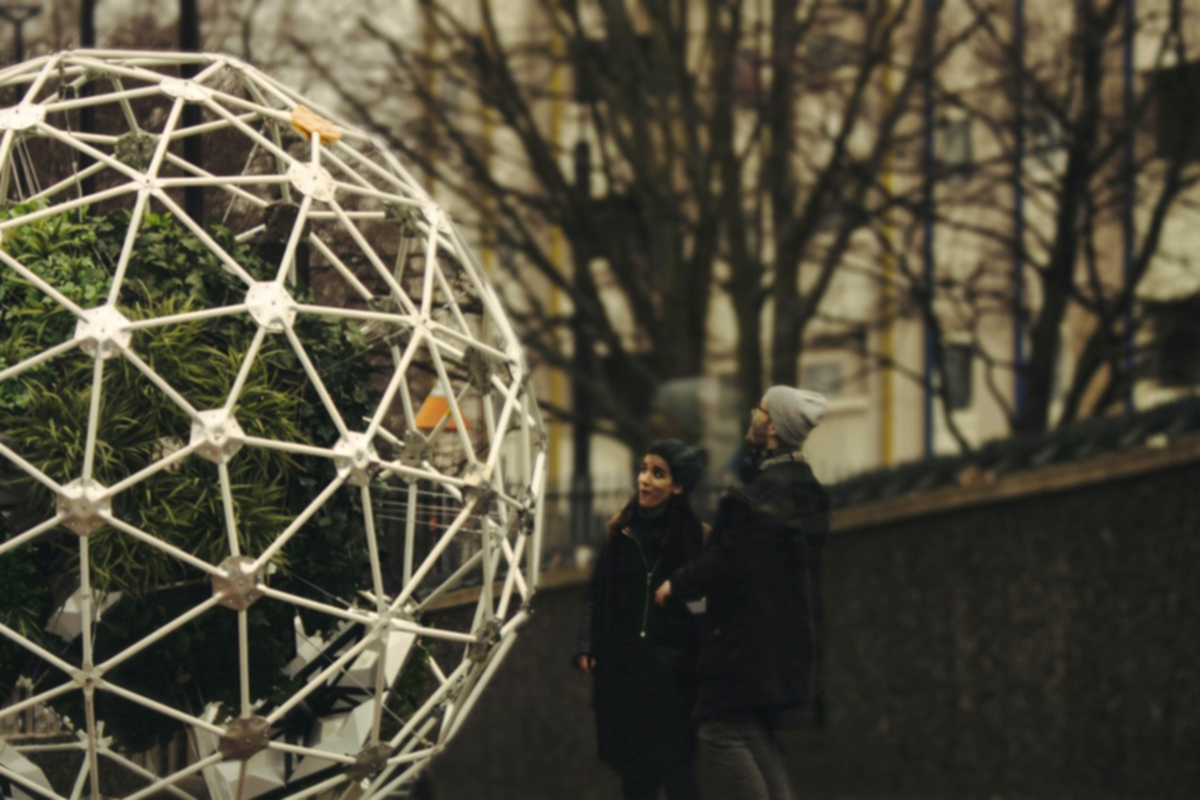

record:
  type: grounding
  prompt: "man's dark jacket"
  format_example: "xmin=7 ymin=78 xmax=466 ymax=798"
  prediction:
xmin=669 ymin=456 xmax=831 ymax=720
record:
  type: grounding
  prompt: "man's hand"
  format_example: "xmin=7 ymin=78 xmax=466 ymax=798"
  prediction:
xmin=575 ymin=654 xmax=596 ymax=677
xmin=654 ymin=580 xmax=672 ymax=607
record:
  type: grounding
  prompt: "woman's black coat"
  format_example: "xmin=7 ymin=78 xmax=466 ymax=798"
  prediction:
xmin=573 ymin=499 xmax=705 ymax=772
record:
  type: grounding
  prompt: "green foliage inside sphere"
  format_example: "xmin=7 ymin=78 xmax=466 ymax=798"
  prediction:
xmin=0 ymin=205 xmax=378 ymax=749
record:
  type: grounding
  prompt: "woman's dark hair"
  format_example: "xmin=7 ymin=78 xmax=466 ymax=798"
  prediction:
xmin=605 ymin=492 xmax=702 ymax=561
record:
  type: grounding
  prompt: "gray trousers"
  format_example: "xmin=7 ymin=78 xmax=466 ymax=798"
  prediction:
xmin=697 ymin=714 xmax=793 ymax=800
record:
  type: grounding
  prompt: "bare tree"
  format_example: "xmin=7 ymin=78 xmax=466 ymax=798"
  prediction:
xmin=285 ymin=0 xmax=952 ymax=449
xmin=889 ymin=0 xmax=1200 ymax=442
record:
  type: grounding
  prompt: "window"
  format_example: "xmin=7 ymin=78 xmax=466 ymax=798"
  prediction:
xmin=801 ymin=362 xmax=844 ymax=399
xmin=942 ymin=343 xmax=974 ymax=411
xmin=1145 ymin=298 xmax=1200 ymax=387
xmin=1029 ymin=112 xmax=1067 ymax=172
xmin=1152 ymin=60 xmax=1200 ymax=162
xmin=733 ymin=49 xmax=761 ymax=108
xmin=937 ymin=116 xmax=973 ymax=179
xmin=575 ymin=35 xmax=667 ymax=104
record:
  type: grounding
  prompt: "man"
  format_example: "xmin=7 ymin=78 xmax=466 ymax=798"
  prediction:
xmin=655 ymin=386 xmax=831 ymax=800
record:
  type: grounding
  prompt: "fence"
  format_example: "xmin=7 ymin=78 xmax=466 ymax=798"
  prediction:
xmin=369 ymin=478 xmax=735 ymax=597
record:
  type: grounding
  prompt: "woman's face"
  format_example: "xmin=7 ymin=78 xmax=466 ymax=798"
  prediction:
xmin=637 ymin=454 xmax=682 ymax=511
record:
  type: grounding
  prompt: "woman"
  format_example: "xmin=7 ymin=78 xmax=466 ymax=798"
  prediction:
xmin=574 ymin=440 xmax=706 ymax=800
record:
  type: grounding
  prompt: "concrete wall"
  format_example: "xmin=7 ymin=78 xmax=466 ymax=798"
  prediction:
xmin=424 ymin=441 xmax=1200 ymax=799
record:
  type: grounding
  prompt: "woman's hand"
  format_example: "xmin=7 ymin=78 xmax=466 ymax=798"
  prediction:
xmin=575 ymin=654 xmax=596 ymax=677
xmin=654 ymin=580 xmax=672 ymax=607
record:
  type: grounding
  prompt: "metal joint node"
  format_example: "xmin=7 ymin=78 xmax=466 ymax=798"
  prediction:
xmin=287 ymin=162 xmax=336 ymax=203
xmin=213 ymin=556 xmax=264 ymax=611
xmin=74 ymin=306 xmax=132 ymax=360
xmin=190 ymin=409 xmax=246 ymax=464
xmin=245 ymin=282 xmax=296 ymax=333
xmin=160 ymin=77 xmax=212 ymax=103
xmin=334 ymin=432 xmax=378 ymax=487
xmin=217 ymin=715 xmax=271 ymax=761
xmin=466 ymin=618 xmax=502 ymax=663
xmin=461 ymin=466 xmax=494 ymax=517
xmin=346 ymin=744 xmax=392 ymax=782
xmin=398 ymin=430 xmax=431 ymax=473
xmin=464 ymin=349 xmax=492 ymax=395
xmin=57 ymin=478 xmax=111 ymax=536
xmin=0 ymin=103 xmax=44 ymax=131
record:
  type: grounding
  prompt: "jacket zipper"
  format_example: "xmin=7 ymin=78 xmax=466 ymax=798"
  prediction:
xmin=621 ymin=526 xmax=663 ymax=639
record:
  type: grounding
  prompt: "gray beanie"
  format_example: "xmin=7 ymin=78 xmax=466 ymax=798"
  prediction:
xmin=764 ymin=386 xmax=827 ymax=447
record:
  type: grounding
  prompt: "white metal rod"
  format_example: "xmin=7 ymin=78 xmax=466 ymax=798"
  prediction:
xmin=496 ymin=535 xmax=528 ymax=620
xmin=160 ymin=152 xmax=271 ymax=211
xmin=280 ymin=323 xmax=350 ymax=440
xmin=291 ymin=303 xmax=415 ymax=328
xmin=67 ymin=756 xmax=89 ymax=800
xmin=99 ymin=680 xmax=225 ymax=735
xmin=306 ymin=234 xmax=375 ymax=301
xmin=444 ymin=631 xmax=517 ymax=742
xmin=410 ymin=550 xmax=484 ymax=613
xmin=200 ymin=98 xmax=294 ymax=166
xmin=403 ymin=481 xmax=417 ymax=587
xmin=0 ymin=180 xmax=136 ymax=235
xmin=218 ymin=460 xmax=241 ymax=557
xmin=238 ymin=609 xmax=252 ymax=716
xmin=96 ymin=596 xmax=222 ymax=674
xmin=249 ymin=474 xmax=347 ymax=571
xmin=240 ymin=435 xmax=335 ymax=460
xmin=150 ymin=190 xmax=256 ymax=286
xmin=33 ymin=120 xmax=150 ymax=187
xmin=116 ymin=345 xmax=202 ymax=421
xmin=106 ymin=188 xmax=150 ymax=305
xmin=390 ymin=501 xmax=479 ymax=610
xmin=262 ymin=624 xmax=376 ymax=724
xmin=269 ymin=772 xmax=347 ymax=800
xmin=0 ymin=765 xmax=68 ymax=800
xmin=326 ymin=200 xmax=419 ymax=317
xmin=80 ymin=355 xmax=105 ymax=482
xmin=81 ymin=683 xmax=102 ymax=800
xmin=0 ymin=681 xmax=76 ymax=723
xmin=117 ymin=754 xmax=224 ymax=800
xmin=368 ymin=719 xmax=439 ymax=799
xmin=306 ymin=210 xmax=387 ymax=221
xmin=223 ymin=325 xmax=267 ymax=414
xmin=426 ymin=342 xmax=476 ymax=457
xmin=255 ymin=586 xmax=372 ymax=627
xmin=0 ymin=439 xmax=61 ymax=493
xmin=23 ymin=160 xmax=107 ymax=205
xmin=385 ymin=658 xmax=473 ymax=749
xmin=95 ymin=747 xmax=198 ymax=800
xmin=272 ymin=192 xmax=313 ymax=285
xmin=264 ymin=742 xmax=356 ymax=765
xmin=123 ymin=304 xmax=249 ymax=330
xmin=105 ymin=442 xmax=199 ymax=496
xmin=104 ymin=517 xmax=223 ymax=577
xmin=360 ymin=485 xmax=386 ymax=610
xmin=164 ymin=112 xmax=259 ymax=141
xmin=0 ymin=248 xmax=90 ymax=314
xmin=41 ymin=83 xmax=158 ymax=112
xmin=369 ymin=633 xmax=387 ymax=745
xmin=426 ymin=321 xmax=509 ymax=362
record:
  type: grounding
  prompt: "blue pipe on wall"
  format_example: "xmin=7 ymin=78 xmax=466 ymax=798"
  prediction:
xmin=1013 ymin=0 xmax=1027 ymax=419
xmin=1123 ymin=0 xmax=1137 ymax=412
xmin=923 ymin=0 xmax=938 ymax=456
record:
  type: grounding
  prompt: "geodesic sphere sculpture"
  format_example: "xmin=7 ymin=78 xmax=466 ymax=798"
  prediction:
xmin=0 ymin=51 xmax=547 ymax=800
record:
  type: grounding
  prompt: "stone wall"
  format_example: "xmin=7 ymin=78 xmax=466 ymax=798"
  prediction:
xmin=422 ymin=442 xmax=1200 ymax=799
